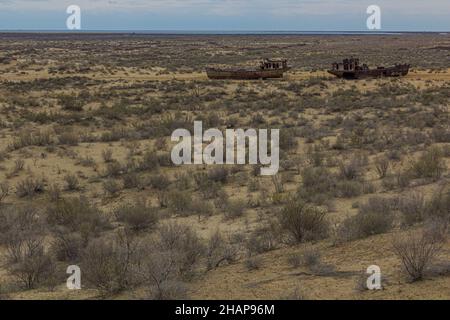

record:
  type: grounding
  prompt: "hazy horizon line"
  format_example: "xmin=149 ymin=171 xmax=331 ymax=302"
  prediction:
xmin=0 ymin=29 xmax=448 ymax=34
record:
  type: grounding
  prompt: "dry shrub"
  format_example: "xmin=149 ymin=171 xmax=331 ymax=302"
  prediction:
xmin=59 ymin=94 xmax=84 ymax=111
xmin=138 ymin=150 xmax=160 ymax=172
xmin=7 ymin=242 xmax=56 ymax=289
xmin=383 ymin=170 xmax=412 ymax=190
xmin=58 ymin=131 xmax=79 ymax=146
xmin=114 ymin=201 xmax=159 ymax=232
xmin=298 ymin=166 xmax=336 ymax=204
xmin=411 ymin=146 xmax=445 ymax=181
xmin=207 ymin=167 xmax=229 ymax=184
xmin=7 ymin=159 xmax=24 ymax=178
xmin=47 ymin=183 xmax=61 ymax=202
xmin=82 ymin=231 xmax=139 ymax=294
xmin=392 ymin=224 xmax=446 ymax=281
xmin=245 ymin=256 xmax=263 ymax=271
xmin=81 ymin=223 xmax=202 ymax=297
xmin=122 ymin=172 xmax=141 ymax=189
xmin=103 ymin=179 xmax=122 ymax=197
xmin=271 ymin=174 xmax=285 ymax=194
xmin=298 ymin=246 xmax=322 ymax=269
xmin=146 ymin=279 xmax=188 ymax=300
xmin=8 ymin=130 xmax=53 ymax=151
xmin=223 ymin=199 xmax=247 ymax=220
xmin=174 ymin=172 xmax=193 ymax=189
xmin=105 ymin=160 xmax=124 ymax=177
xmin=148 ymin=173 xmax=171 ymax=190
xmin=64 ymin=174 xmax=80 ymax=191
xmin=50 ymin=229 xmax=84 ymax=262
xmin=278 ymin=200 xmax=329 ymax=244
xmin=156 ymin=222 xmax=204 ymax=277
xmin=139 ymin=223 xmax=204 ymax=299
xmin=167 ymin=190 xmax=193 ymax=216
xmin=288 ymin=246 xmax=330 ymax=275
xmin=374 ymin=155 xmax=390 ymax=179
xmin=194 ymin=172 xmax=223 ymax=199
xmin=0 ymin=182 xmax=9 ymax=204
xmin=140 ymin=250 xmax=189 ymax=300
xmin=0 ymin=206 xmax=44 ymax=261
xmin=287 ymin=252 xmax=303 ymax=269
xmin=279 ymin=128 xmax=298 ymax=152
xmin=339 ymin=158 xmax=362 ymax=180
xmin=190 ymin=198 xmax=214 ymax=221
xmin=336 ymin=196 xmax=394 ymax=242
xmin=102 ymin=149 xmax=113 ymax=163
xmin=399 ymin=191 xmax=426 ymax=226
xmin=46 ymin=197 xmax=110 ymax=241
xmin=246 ymin=225 xmax=278 ymax=256
xmin=336 ymin=180 xmax=364 ymax=198
xmin=206 ymin=230 xmax=238 ymax=270
xmin=0 ymin=205 xmax=55 ymax=289
xmin=426 ymin=186 xmax=450 ymax=219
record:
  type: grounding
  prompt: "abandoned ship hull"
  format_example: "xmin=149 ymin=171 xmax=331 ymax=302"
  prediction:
xmin=206 ymin=68 xmax=289 ymax=80
xmin=328 ymin=64 xmax=410 ymax=79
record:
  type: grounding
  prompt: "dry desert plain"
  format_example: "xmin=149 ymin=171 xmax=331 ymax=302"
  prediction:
xmin=0 ymin=33 xmax=449 ymax=300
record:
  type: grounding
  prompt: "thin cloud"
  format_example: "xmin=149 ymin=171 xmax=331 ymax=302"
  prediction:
xmin=0 ymin=0 xmax=448 ymax=30
xmin=1 ymin=0 xmax=449 ymax=15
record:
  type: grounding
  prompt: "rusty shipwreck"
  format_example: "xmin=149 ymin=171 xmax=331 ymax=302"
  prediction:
xmin=206 ymin=59 xmax=290 ymax=80
xmin=328 ymin=58 xmax=410 ymax=79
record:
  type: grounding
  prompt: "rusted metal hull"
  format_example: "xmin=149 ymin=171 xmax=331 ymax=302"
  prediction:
xmin=328 ymin=64 xmax=410 ymax=79
xmin=206 ymin=67 xmax=290 ymax=80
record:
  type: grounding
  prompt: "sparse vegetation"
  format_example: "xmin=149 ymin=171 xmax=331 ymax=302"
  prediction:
xmin=0 ymin=32 xmax=448 ymax=300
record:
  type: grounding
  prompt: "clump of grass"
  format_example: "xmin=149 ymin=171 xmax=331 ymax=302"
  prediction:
xmin=16 ymin=177 xmax=45 ymax=198
xmin=64 ymin=174 xmax=80 ymax=191
xmin=8 ymin=130 xmax=53 ymax=151
xmin=374 ymin=155 xmax=390 ymax=179
xmin=58 ymin=132 xmax=79 ymax=146
xmin=0 ymin=182 xmax=9 ymax=204
xmin=103 ymin=179 xmax=122 ymax=197
xmin=102 ymin=149 xmax=113 ymax=163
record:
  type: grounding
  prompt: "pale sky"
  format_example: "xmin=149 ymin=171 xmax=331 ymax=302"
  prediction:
xmin=0 ymin=0 xmax=449 ymax=31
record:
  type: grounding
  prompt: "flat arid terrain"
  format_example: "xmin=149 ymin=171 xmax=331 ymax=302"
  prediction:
xmin=0 ymin=33 xmax=449 ymax=300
